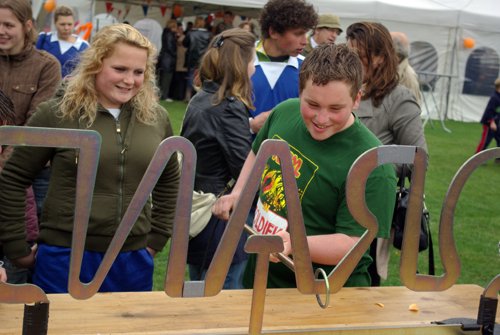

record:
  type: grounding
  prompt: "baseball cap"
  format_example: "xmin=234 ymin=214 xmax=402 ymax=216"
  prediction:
xmin=317 ymin=14 xmax=342 ymax=33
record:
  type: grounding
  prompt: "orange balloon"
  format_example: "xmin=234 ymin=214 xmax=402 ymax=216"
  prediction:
xmin=463 ymin=37 xmax=475 ymax=49
xmin=43 ymin=0 xmax=56 ymax=13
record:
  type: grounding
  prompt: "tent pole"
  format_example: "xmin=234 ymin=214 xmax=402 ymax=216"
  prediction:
xmin=445 ymin=27 xmax=458 ymax=122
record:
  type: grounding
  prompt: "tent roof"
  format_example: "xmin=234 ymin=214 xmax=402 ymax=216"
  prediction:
xmin=109 ymin=0 xmax=499 ymax=33
xmin=96 ymin=0 xmax=263 ymax=18
xmin=311 ymin=0 xmax=500 ymax=32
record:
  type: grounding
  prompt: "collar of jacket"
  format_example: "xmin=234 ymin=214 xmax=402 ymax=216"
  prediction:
xmin=96 ymin=101 xmax=134 ymax=119
xmin=96 ymin=102 xmax=136 ymax=151
xmin=201 ymin=80 xmax=239 ymax=103
xmin=201 ymin=80 xmax=220 ymax=94
xmin=0 ymin=44 xmax=34 ymax=62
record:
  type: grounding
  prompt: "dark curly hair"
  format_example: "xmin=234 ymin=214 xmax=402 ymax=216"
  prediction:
xmin=260 ymin=0 xmax=318 ymax=39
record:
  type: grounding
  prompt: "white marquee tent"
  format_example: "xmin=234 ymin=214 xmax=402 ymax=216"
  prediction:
xmin=33 ymin=0 xmax=500 ymax=122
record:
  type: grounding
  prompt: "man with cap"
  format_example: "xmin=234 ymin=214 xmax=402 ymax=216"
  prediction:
xmin=302 ymin=14 xmax=342 ymax=57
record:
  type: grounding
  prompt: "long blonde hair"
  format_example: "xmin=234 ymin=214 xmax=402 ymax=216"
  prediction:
xmin=59 ymin=24 xmax=159 ymax=126
xmin=197 ymin=28 xmax=255 ymax=109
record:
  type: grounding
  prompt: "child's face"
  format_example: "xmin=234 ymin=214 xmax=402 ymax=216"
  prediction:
xmin=300 ymin=79 xmax=361 ymax=141
xmin=270 ymin=27 xmax=308 ymax=57
xmin=95 ymin=42 xmax=147 ymax=109
xmin=55 ymin=15 xmax=75 ymax=41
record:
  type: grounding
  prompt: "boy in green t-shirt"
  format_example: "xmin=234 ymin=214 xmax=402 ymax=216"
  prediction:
xmin=213 ymin=43 xmax=396 ymax=288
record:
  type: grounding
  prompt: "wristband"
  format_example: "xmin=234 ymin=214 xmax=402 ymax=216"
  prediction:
xmin=249 ymin=117 xmax=255 ymax=134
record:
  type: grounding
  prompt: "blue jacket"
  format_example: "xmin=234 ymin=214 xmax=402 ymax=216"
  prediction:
xmin=36 ymin=32 xmax=89 ymax=78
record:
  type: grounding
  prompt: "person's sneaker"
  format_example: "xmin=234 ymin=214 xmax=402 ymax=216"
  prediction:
xmin=165 ymin=98 xmax=173 ymax=102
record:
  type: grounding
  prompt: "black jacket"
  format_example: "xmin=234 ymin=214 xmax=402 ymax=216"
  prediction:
xmin=183 ymin=28 xmax=211 ymax=69
xmin=158 ymin=29 xmax=177 ymax=72
xmin=181 ymin=81 xmax=252 ymax=267
xmin=181 ymin=81 xmax=252 ymax=194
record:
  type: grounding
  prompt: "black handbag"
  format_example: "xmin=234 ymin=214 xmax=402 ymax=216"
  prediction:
xmin=392 ymin=165 xmax=434 ymax=274
xmin=392 ymin=185 xmax=430 ymax=252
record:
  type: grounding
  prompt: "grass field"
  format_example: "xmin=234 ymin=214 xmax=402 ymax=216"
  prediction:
xmin=153 ymin=100 xmax=500 ymax=290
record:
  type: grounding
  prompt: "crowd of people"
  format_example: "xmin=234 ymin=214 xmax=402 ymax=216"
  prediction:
xmin=0 ymin=0 xmax=494 ymax=294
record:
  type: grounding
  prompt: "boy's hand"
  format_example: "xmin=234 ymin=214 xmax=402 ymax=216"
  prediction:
xmin=212 ymin=193 xmax=238 ymax=221
xmin=490 ymin=121 xmax=497 ymax=132
xmin=270 ymin=230 xmax=291 ymax=263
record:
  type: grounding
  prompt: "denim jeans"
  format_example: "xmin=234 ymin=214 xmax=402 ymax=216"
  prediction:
xmin=33 ymin=244 xmax=154 ymax=293
xmin=189 ymin=260 xmax=247 ymax=290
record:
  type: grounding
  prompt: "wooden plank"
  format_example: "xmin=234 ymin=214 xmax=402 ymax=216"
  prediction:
xmin=0 ymin=285 xmax=496 ymax=334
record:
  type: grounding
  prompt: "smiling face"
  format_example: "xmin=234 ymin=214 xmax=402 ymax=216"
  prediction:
xmin=95 ymin=42 xmax=147 ymax=109
xmin=55 ymin=15 xmax=75 ymax=41
xmin=0 ymin=8 xmax=31 ymax=55
xmin=268 ymin=27 xmax=308 ymax=57
xmin=300 ymin=79 xmax=361 ymax=141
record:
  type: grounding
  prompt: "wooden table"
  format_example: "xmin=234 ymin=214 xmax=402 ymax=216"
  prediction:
xmin=0 ymin=285 xmax=497 ymax=334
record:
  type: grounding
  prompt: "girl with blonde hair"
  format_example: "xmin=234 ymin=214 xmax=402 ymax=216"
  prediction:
xmin=181 ymin=28 xmax=256 ymax=289
xmin=0 ymin=24 xmax=180 ymax=293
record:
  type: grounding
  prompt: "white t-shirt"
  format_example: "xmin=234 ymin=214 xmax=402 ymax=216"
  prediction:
xmin=107 ymin=108 xmax=121 ymax=120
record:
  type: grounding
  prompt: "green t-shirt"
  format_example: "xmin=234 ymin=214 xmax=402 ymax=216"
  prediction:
xmin=244 ymin=98 xmax=396 ymax=288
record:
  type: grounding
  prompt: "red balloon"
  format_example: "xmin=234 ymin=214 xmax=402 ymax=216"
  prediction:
xmin=172 ymin=4 xmax=183 ymax=18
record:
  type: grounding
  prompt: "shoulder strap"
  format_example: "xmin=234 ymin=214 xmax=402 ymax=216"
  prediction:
xmin=404 ymin=163 xmax=435 ymax=274
xmin=398 ymin=164 xmax=407 ymax=191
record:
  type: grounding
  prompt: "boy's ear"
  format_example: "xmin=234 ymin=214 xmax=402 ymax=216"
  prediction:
xmin=353 ymin=90 xmax=362 ymax=110
xmin=269 ymin=27 xmax=280 ymax=40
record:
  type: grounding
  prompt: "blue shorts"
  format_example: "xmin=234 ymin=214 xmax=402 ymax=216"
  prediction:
xmin=32 ymin=244 xmax=154 ymax=293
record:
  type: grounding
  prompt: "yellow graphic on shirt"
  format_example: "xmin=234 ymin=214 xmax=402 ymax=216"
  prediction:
xmin=272 ymin=153 xmax=303 ymax=178
xmin=261 ymin=164 xmax=286 ymax=212
xmin=253 ymin=136 xmax=319 ymax=235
